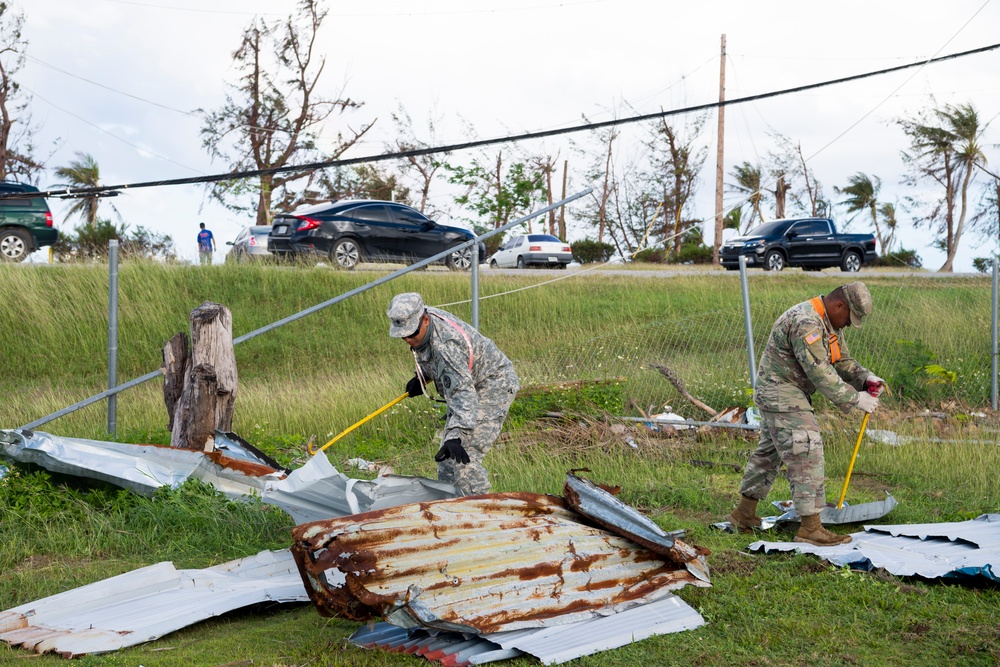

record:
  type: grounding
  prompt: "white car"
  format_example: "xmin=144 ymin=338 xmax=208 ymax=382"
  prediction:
xmin=489 ymin=234 xmax=572 ymax=269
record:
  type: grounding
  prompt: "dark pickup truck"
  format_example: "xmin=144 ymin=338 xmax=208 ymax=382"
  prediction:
xmin=719 ymin=217 xmax=877 ymax=272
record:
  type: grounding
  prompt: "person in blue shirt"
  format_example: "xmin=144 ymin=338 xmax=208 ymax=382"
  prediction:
xmin=197 ymin=223 xmax=216 ymax=265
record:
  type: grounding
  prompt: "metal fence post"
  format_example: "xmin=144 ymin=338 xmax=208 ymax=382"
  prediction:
xmin=739 ymin=255 xmax=757 ymax=388
xmin=108 ymin=240 xmax=119 ymax=437
xmin=471 ymin=242 xmax=480 ymax=330
xmin=992 ymin=254 xmax=998 ymax=410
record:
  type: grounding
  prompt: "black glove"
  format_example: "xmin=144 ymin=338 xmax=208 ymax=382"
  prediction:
xmin=434 ymin=438 xmax=470 ymax=464
xmin=405 ymin=374 xmax=423 ymax=398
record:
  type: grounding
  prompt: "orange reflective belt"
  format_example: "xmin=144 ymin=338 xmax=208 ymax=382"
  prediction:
xmin=808 ymin=297 xmax=841 ymax=363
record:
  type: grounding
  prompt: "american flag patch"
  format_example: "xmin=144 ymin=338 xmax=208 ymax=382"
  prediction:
xmin=805 ymin=330 xmax=821 ymax=345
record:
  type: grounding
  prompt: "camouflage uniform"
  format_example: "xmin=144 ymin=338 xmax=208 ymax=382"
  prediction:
xmin=401 ymin=302 xmax=519 ymax=496
xmin=739 ymin=298 xmax=871 ymax=517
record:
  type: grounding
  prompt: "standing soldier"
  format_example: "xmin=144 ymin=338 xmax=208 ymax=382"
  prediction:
xmin=387 ymin=292 xmax=519 ymax=496
xmin=725 ymin=282 xmax=887 ymax=546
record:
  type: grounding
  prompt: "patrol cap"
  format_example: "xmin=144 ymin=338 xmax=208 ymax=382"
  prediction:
xmin=387 ymin=292 xmax=425 ymax=338
xmin=842 ymin=282 xmax=872 ymax=328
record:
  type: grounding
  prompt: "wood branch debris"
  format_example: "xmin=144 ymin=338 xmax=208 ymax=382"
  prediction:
xmin=650 ymin=363 xmax=747 ymax=428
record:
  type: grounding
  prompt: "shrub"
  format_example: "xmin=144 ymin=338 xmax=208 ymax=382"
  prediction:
xmin=571 ymin=238 xmax=616 ymax=264
xmin=632 ymin=247 xmax=666 ymax=263
xmin=870 ymin=248 xmax=922 ymax=269
xmin=672 ymin=243 xmax=713 ymax=265
xmin=972 ymin=256 xmax=996 ymax=274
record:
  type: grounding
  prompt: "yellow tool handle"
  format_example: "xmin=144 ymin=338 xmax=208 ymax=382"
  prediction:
xmin=836 ymin=411 xmax=871 ymax=509
xmin=308 ymin=393 xmax=410 ymax=456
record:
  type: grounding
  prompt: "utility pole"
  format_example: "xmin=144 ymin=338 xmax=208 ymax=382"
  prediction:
xmin=559 ymin=159 xmax=568 ymax=241
xmin=712 ymin=34 xmax=727 ymax=266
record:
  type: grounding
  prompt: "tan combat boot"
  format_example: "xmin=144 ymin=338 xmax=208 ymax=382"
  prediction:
xmin=794 ymin=514 xmax=852 ymax=546
xmin=725 ymin=495 xmax=762 ymax=534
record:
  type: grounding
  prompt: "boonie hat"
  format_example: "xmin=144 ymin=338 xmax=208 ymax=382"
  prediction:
xmin=387 ymin=292 xmax=425 ymax=338
xmin=842 ymin=282 xmax=872 ymax=328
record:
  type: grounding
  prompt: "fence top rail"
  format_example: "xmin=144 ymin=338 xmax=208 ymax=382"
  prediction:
xmin=19 ymin=190 xmax=592 ymax=431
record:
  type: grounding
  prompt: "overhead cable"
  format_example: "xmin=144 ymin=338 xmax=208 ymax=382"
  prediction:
xmin=12 ymin=41 xmax=999 ymax=201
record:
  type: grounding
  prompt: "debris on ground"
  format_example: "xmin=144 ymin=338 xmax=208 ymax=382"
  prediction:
xmin=349 ymin=593 xmax=705 ymax=666
xmin=0 ymin=550 xmax=306 ymax=658
xmin=747 ymin=514 xmax=1000 ymax=584
xmin=0 ymin=429 xmax=458 ymax=525
xmin=291 ymin=473 xmax=710 ymax=663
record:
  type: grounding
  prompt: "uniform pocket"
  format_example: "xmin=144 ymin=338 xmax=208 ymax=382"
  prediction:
xmin=790 ymin=430 xmax=812 ymax=456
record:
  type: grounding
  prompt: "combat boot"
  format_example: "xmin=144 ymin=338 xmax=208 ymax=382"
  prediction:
xmin=725 ymin=495 xmax=762 ymax=534
xmin=794 ymin=514 xmax=852 ymax=546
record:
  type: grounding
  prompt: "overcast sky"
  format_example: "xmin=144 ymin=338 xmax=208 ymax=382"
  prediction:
xmin=20 ymin=0 xmax=1000 ymax=270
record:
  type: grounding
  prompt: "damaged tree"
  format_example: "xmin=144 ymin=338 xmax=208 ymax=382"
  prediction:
xmin=162 ymin=302 xmax=238 ymax=450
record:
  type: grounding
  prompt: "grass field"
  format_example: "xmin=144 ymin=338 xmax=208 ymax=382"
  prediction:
xmin=1 ymin=262 xmax=998 ymax=666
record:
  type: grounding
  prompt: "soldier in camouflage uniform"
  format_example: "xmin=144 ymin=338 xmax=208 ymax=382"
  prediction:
xmin=726 ymin=282 xmax=887 ymax=546
xmin=387 ymin=293 xmax=519 ymax=496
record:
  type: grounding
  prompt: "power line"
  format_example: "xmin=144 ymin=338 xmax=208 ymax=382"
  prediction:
xmin=14 ymin=41 xmax=1000 ymax=201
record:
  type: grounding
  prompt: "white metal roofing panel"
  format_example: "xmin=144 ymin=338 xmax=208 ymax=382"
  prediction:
xmin=485 ymin=594 xmax=704 ymax=665
xmin=350 ymin=594 xmax=704 ymax=666
xmin=0 ymin=429 xmax=459 ymax=526
xmin=261 ymin=451 xmax=458 ymax=524
xmin=748 ymin=514 xmax=1000 ymax=582
xmin=0 ymin=550 xmax=308 ymax=658
xmin=865 ymin=513 xmax=1000 ymax=549
xmin=0 ymin=429 xmax=277 ymax=498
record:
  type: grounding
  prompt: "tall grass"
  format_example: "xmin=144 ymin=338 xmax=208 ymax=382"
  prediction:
xmin=1 ymin=261 xmax=997 ymax=666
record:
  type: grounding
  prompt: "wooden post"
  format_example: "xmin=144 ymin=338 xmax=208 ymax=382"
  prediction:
xmin=162 ymin=301 xmax=238 ymax=449
xmin=189 ymin=302 xmax=238 ymax=432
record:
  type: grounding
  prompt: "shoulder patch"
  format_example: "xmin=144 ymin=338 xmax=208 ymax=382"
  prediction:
xmin=804 ymin=329 xmax=821 ymax=345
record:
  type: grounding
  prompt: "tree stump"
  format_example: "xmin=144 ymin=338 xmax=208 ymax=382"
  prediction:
xmin=170 ymin=363 xmax=218 ymax=451
xmin=189 ymin=302 xmax=238 ymax=431
xmin=162 ymin=332 xmax=189 ymax=432
xmin=162 ymin=301 xmax=238 ymax=450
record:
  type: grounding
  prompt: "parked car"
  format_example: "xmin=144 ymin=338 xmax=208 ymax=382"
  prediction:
xmin=489 ymin=234 xmax=572 ymax=269
xmin=0 ymin=181 xmax=58 ymax=262
xmin=719 ymin=217 xmax=877 ymax=272
xmin=267 ymin=200 xmax=485 ymax=271
xmin=225 ymin=225 xmax=272 ymax=263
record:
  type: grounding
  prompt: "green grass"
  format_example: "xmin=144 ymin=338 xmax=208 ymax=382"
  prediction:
xmin=0 ymin=262 xmax=998 ymax=666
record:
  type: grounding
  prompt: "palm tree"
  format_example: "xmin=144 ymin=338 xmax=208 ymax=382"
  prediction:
xmin=899 ymin=102 xmax=988 ymax=272
xmin=835 ymin=172 xmax=884 ymax=251
xmin=52 ymin=152 xmax=102 ymax=230
xmin=727 ymin=162 xmax=766 ymax=234
xmin=877 ymin=202 xmax=899 ymax=254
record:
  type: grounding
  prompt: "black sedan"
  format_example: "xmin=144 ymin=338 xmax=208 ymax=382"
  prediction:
xmin=268 ymin=200 xmax=485 ymax=270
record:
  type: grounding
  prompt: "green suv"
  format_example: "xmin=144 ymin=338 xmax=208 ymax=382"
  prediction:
xmin=0 ymin=182 xmax=58 ymax=262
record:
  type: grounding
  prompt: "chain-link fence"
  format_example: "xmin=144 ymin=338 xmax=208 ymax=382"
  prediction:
xmin=513 ymin=272 xmax=995 ymax=420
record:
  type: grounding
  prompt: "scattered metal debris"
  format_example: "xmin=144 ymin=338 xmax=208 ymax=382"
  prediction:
xmin=713 ymin=494 xmax=897 ymax=533
xmin=0 ymin=429 xmax=458 ymax=525
xmin=563 ymin=473 xmax=710 ymax=583
xmin=261 ymin=452 xmax=457 ymax=525
xmin=350 ymin=593 xmax=705 ymax=665
xmin=0 ymin=550 xmax=307 ymax=658
xmin=747 ymin=514 xmax=1000 ymax=583
xmin=291 ymin=479 xmax=710 ymax=637
xmin=0 ymin=429 xmax=281 ymax=499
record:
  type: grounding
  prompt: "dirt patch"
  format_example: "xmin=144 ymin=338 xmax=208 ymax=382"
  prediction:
xmin=708 ymin=549 xmax=759 ymax=577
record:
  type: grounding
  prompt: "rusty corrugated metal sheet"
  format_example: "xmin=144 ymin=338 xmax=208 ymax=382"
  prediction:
xmin=563 ymin=473 xmax=710 ymax=583
xmin=291 ymin=491 xmax=710 ymax=635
